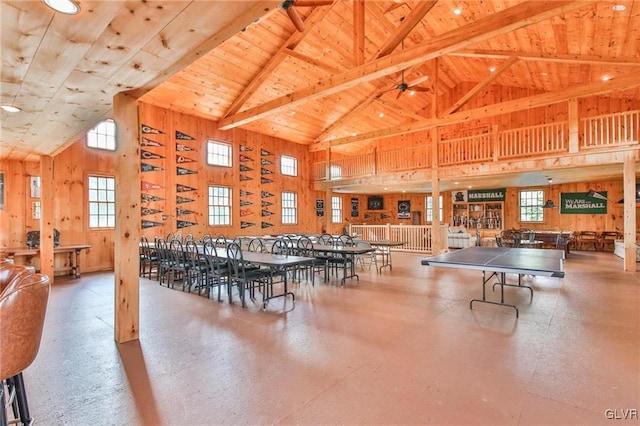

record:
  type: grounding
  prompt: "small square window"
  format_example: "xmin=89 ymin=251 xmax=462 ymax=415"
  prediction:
xmin=281 ymin=155 xmax=298 ymax=176
xmin=207 ymin=140 xmax=232 ymax=167
xmin=87 ymin=119 xmax=116 ymax=151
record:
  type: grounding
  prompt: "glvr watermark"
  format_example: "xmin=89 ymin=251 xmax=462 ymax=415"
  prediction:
xmin=605 ymin=409 xmax=638 ymax=420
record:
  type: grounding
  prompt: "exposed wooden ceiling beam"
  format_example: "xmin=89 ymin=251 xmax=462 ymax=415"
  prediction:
xmin=126 ymin=1 xmax=281 ymax=99
xmin=375 ymin=98 xmax=426 ymax=121
xmin=281 ymin=48 xmax=343 ymax=75
xmin=353 ymin=0 xmax=365 ymax=66
xmin=449 ymin=49 xmax=640 ymax=66
xmin=376 ymin=1 xmax=438 ymax=58
xmin=313 ymin=92 xmax=382 ymax=142
xmin=222 ymin=4 xmax=334 ymax=117
xmin=218 ymin=1 xmax=590 ymax=130
xmin=309 ymin=72 xmax=640 ymax=151
xmin=445 ymin=56 xmax=519 ymax=115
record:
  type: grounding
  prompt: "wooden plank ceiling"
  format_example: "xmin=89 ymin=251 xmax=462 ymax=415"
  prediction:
xmin=2 ymin=0 xmax=639 ymax=166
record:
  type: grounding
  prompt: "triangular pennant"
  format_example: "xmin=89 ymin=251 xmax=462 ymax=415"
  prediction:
xmin=176 ymin=208 xmax=196 ymax=216
xmin=141 ymin=150 xmax=164 ymax=160
xmin=260 ymin=149 xmax=273 ymax=156
xmin=177 ymin=220 xmax=196 ymax=229
xmin=239 ymin=164 xmax=254 ymax=172
xmin=241 ymin=221 xmax=255 ymax=229
xmin=141 ymin=219 xmax=164 ymax=229
xmin=240 ymin=174 xmax=253 ymax=181
xmin=261 ymin=191 xmax=274 ymax=198
xmin=240 ymin=154 xmax=253 ymax=162
xmin=161 ymin=214 xmax=174 ymax=221
xmin=240 ymin=209 xmax=253 ymax=217
xmin=240 ymin=200 xmax=253 ymax=207
xmin=380 ymin=213 xmax=391 ymax=219
xmin=141 ymin=181 xmax=163 ymax=191
xmin=261 ymin=168 xmax=274 ymax=175
xmin=176 ymin=143 xmax=195 ymax=152
xmin=176 ymin=196 xmax=195 ymax=204
xmin=240 ymin=145 xmax=253 ymax=152
xmin=260 ymin=158 xmax=274 ymax=166
xmin=176 ymin=184 xmax=196 ymax=193
xmin=141 ymin=137 xmax=164 ymax=147
xmin=261 ymin=177 xmax=273 ymax=184
xmin=141 ymin=193 xmax=164 ymax=203
xmin=176 ymin=155 xmax=195 ymax=163
xmin=261 ymin=222 xmax=274 ymax=229
xmin=141 ymin=207 xmax=163 ymax=216
xmin=240 ymin=190 xmax=253 ymax=197
xmin=141 ymin=163 xmax=164 ymax=172
xmin=177 ymin=166 xmax=197 ymax=176
xmin=261 ymin=210 xmax=274 ymax=217
xmin=363 ymin=213 xmax=372 ymax=219
xmin=141 ymin=124 xmax=164 ymax=134
xmin=175 ymin=131 xmax=195 ymax=140
xmin=261 ymin=200 xmax=274 ymax=207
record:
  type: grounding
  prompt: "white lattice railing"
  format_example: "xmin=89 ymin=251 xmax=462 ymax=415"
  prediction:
xmin=580 ymin=110 xmax=639 ymax=149
xmin=438 ymin=133 xmax=493 ymax=166
xmin=499 ymin=121 xmax=567 ymax=158
xmin=349 ymin=224 xmax=433 ymax=253
xmin=377 ymin=145 xmax=431 ymax=172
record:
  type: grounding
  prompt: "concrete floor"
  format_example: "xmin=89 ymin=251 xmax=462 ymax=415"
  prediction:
xmin=19 ymin=250 xmax=640 ymax=425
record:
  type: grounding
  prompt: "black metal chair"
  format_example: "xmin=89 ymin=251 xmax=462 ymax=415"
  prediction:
xmin=296 ymin=237 xmax=328 ymax=285
xmin=202 ymin=241 xmax=229 ymax=302
xmin=226 ymin=242 xmax=272 ymax=308
xmin=139 ymin=235 xmax=158 ymax=280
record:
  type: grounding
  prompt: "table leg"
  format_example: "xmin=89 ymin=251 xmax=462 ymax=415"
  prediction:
xmin=470 ymin=271 xmax=520 ymax=317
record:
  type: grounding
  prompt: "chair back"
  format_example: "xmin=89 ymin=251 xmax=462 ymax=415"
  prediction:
xmin=337 ymin=234 xmax=354 ymax=246
xmin=0 ymin=273 xmax=50 ymax=381
xmin=297 ymin=237 xmax=313 ymax=255
xmin=318 ymin=233 xmax=334 ymax=245
xmin=0 ymin=264 xmax=35 ymax=294
xmin=271 ymin=238 xmax=290 ymax=255
xmin=247 ymin=238 xmax=265 ymax=253
xmin=226 ymin=242 xmax=246 ymax=280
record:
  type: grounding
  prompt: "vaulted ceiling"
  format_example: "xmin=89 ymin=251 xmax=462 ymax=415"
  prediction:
xmin=2 ymin=0 xmax=640 ymax=189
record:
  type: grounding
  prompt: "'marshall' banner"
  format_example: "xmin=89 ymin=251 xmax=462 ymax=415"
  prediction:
xmin=560 ymin=192 xmax=607 ymax=214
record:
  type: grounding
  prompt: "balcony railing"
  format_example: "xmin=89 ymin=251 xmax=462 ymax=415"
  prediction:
xmin=314 ymin=110 xmax=639 ymax=181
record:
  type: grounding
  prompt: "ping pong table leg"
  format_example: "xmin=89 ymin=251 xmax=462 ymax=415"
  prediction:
xmin=470 ymin=271 xmax=519 ymax=317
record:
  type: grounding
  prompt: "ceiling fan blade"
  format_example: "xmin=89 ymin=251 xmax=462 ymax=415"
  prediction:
xmin=411 ymin=86 xmax=432 ymax=93
xmin=286 ymin=6 xmax=306 ymax=32
xmin=395 ymin=90 xmax=404 ymax=100
xmin=293 ymin=0 xmax=333 ymax=6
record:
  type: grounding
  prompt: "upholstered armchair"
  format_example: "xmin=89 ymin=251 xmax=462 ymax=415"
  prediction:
xmin=447 ymin=226 xmax=477 ymax=249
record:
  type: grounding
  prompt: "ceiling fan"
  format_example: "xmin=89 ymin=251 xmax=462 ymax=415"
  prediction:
xmin=390 ymin=70 xmax=431 ymax=99
xmin=280 ymin=0 xmax=333 ymax=32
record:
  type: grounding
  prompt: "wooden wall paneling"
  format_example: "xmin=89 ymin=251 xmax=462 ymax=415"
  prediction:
xmin=623 ymin=152 xmax=637 ymax=271
xmin=0 ymin=160 xmax=28 ymax=248
xmin=172 ymin=112 xmax=201 ymax=234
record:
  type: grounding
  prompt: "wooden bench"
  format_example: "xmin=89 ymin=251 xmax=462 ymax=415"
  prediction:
xmin=1 ymin=245 xmax=91 ymax=278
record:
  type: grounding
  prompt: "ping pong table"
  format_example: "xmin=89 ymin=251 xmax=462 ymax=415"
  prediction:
xmin=421 ymin=246 xmax=565 ymax=317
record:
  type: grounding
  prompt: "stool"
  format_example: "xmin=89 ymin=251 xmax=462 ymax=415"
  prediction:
xmin=1 ymin=273 xmax=50 ymax=426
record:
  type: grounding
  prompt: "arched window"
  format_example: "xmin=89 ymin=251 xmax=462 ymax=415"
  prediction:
xmin=87 ymin=119 xmax=116 ymax=151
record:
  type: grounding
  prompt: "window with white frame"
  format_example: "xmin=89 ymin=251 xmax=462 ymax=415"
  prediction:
xmin=331 ymin=196 xmax=342 ymax=223
xmin=281 ymin=191 xmax=298 ymax=224
xmin=280 ymin=155 xmax=298 ymax=176
xmin=88 ymin=175 xmax=115 ymax=228
xmin=87 ymin=119 xmax=116 ymax=151
xmin=208 ymin=185 xmax=232 ymax=226
xmin=425 ymin=195 xmax=444 ymax=222
xmin=206 ymin=140 xmax=232 ymax=167
xmin=519 ymin=190 xmax=544 ymax=222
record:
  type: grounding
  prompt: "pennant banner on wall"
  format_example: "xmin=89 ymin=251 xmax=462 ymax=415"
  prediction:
xmin=240 ymin=174 xmax=253 ymax=181
xmin=240 ymin=155 xmax=254 ymax=162
xmin=177 ymin=167 xmax=197 ymax=176
xmin=176 ymin=143 xmax=195 ymax=152
xmin=261 ymin=177 xmax=273 ymax=184
xmin=141 ymin=150 xmax=164 ymax=160
xmin=175 ymin=131 xmax=195 ymax=140
xmin=240 ymin=209 xmax=253 ymax=217
xmin=260 ymin=158 xmax=274 ymax=166
xmin=261 ymin=191 xmax=274 ymax=198
xmin=176 ymin=196 xmax=194 ymax=204
xmin=261 ymin=210 xmax=274 ymax=217
xmin=240 ymin=200 xmax=253 ymax=207
xmin=141 ymin=208 xmax=163 ymax=216
xmin=141 ymin=193 xmax=164 ymax=203
xmin=240 ymin=145 xmax=253 ymax=152
xmin=261 ymin=222 xmax=273 ymax=229
xmin=239 ymin=165 xmax=254 ymax=172
xmin=261 ymin=200 xmax=274 ymax=207
xmin=141 ymin=137 xmax=164 ymax=147
xmin=177 ymin=220 xmax=196 ymax=229
xmin=240 ymin=190 xmax=253 ymax=197
xmin=241 ymin=221 xmax=255 ymax=229
xmin=141 ymin=181 xmax=163 ymax=191
xmin=176 ymin=208 xmax=196 ymax=216
xmin=176 ymin=155 xmax=195 ymax=163
xmin=141 ymin=220 xmax=163 ymax=229
xmin=260 ymin=149 xmax=273 ymax=156
xmin=141 ymin=163 xmax=164 ymax=172
xmin=176 ymin=184 xmax=196 ymax=193
xmin=141 ymin=124 xmax=164 ymax=134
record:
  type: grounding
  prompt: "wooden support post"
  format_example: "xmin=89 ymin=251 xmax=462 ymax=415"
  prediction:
xmin=430 ymin=127 xmax=444 ymax=254
xmin=623 ymin=152 xmax=636 ymax=272
xmin=39 ymin=156 xmax=55 ymax=281
xmin=492 ymin=125 xmax=499 ymax=162
xmin=114 ymin=92 xmax=141 ymax=343
xmin=568 ymin=98 xmax=579 ymax=153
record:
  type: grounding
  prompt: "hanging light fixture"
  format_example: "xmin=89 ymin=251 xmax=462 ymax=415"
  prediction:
xmin=542 ymin=177 xmax=556 ymax=209
xmin=42 ymin=0 xmax=80 ymax=15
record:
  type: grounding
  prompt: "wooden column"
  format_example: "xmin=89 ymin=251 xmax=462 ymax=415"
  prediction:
xmin=430 ymin=127 xmax=443 ymax=254
xmin=623 ymin=152 xmax=636 ymax=272
xmin=39 ymin=156 xmax=55 ymax=281
xmin=114 ymin=92 xmax=141 ymax=343
xmin=324 ymin=148 xmax=331 ymax=233
xmin=567 ymin=98 xmax=579 ymax=153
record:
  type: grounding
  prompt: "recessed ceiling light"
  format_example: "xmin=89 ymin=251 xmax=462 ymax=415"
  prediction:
xmin=467 ymin=185 xmax=472 ymax=189
xmin=409 ymin=90 xmax=416 ymax=96
xmin=42 ymin=0 xmax=80 ymax=14
xmin=1 ymin=105 xmax=21 ymax=113
xmin=384 ymin=187 xmax=388 ymax=190
xmin=352 ymin=132 xmax=357 ymax=137
xmin=453 ymin=8 xmax=462 ymax=15
xmin=378 ymin=112 xmax=384 ymax=118
xmin=612 ymin=4 xmax=626 ymax=11
xmin=289 ymin=111 xmax=296 ymax=115
xmin=489 ymin=66 xmax=496 ymax=73
xmin=602 ymin=75 xmax=611 ymax=81
xmin=540 ymin=72 xmax=549 ymax=76
xmin=454 ymin=182 xmax=459 ymax=185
